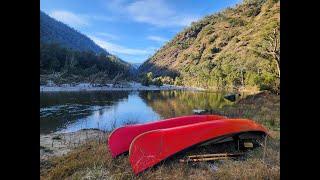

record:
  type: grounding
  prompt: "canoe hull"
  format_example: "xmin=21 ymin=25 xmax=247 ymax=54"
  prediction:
xmin=108 ymin=115 xmax=226 ymax=157
xmin=129 ymin=119 xmax=267 ymax=174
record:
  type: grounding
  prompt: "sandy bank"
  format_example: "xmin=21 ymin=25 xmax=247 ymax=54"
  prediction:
xmin=40 ymin=129 xmax=106 ymax=161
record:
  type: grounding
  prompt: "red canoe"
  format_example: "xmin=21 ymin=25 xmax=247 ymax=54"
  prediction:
xmin=108 ymin=115 xmax=226 ymax=157
xmin=129 ymin=119 xmax=268 ymax=174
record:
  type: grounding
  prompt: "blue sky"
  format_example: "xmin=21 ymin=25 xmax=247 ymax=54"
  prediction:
xmin=40 ymin=0 xmax=242 ymax=64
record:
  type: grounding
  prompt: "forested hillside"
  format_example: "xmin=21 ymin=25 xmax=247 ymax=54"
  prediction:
xmin=40 ymin=43 xmax=131 ymax=84
xmin=40 ymin=11 xmax=106 ymax=54
xmin=40 ymin=11 xmax=133 ymax=84
xmin=139 ymin=0 xmax=280 ymax=93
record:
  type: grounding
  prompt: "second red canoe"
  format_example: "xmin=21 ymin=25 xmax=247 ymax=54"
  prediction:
xmin=108 ymin=115 xmax=226 ymax=157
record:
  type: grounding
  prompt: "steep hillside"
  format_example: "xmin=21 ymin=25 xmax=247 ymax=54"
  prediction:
xmin=40 ymin=11 xmax=136 ymax=84
xmin=40 ymin=11 xmax=106 ymax=54
xmin=40 ymin=43 xmax=132 ymax=85
xmin=139 ymin=0 xmax=280 ymax=92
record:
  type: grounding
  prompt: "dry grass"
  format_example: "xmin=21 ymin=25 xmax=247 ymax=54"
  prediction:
xmin=40 ymin=92 xmax=280 ymax=180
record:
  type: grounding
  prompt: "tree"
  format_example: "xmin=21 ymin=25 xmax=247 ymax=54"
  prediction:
xmin=265 ymin=27 xmax=280 ymax=78
xmin=153 ymin=77 xmax=163 ymax=87
xmin=141 ymin=72 xmax=153 ymax=86
xmin=250 ymin=25 xmax=280 ymax=78
xmin=112 ymin=73 xmax=123 ymax=85
xmin=254 ymin=26 xmax=280 ymax=78
xmin=40 ymin=43 xmax=130 ymax=83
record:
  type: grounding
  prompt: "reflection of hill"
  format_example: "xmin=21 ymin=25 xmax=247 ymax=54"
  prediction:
xmin=139 ymin=91 xmax=233 ymax=119
xmin=40 ymin=91 xmax=129 ymax=133
xmin=40 ymin=91 xmax=129 ymax=107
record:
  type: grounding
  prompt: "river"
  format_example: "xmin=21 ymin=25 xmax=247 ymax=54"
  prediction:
xmin=40 ymin=90 xmax=236 ymax=134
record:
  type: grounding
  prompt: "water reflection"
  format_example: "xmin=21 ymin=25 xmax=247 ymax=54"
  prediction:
xmin=139 ymin=91 xmax=233 ymax=118
xmin=40 ymin=91 xmax=129 ymax=133
xmin=62 ymin=92 xmax=160 ymax=133
xmin=40 ymin=90 xmax=234 ymax=134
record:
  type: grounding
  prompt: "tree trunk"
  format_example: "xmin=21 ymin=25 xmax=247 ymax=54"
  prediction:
xmin=275 ymin=59 xmax=280 ymax=78
xmin=272 ymin=53 xmax=280 ymax=78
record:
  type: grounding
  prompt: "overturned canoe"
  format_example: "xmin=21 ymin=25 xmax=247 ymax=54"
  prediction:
xmin=108 ymin=115 xmax=226 ymax=157
xmin=129 ymin=119 xmax=267 ymax=174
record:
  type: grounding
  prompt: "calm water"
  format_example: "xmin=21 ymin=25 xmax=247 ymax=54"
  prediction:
xmin=40 ymin=90 xmax=236 ymax=134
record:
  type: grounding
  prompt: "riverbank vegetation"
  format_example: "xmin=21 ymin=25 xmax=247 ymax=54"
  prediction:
xmin=40 ymin=91 xmax=279 ymax=179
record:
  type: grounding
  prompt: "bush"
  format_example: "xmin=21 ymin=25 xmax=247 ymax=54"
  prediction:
xmin=152 ymin=78 xmax=163 ymax=87
xmin=245 ymin=71 xmax=260 ymax=86
xmin=141 ymin=72 xmax=153 ymax=86
xmin=209 ymin=34 xmax=217 ymax=43
xmin=260 ymin=78 xmax=279 ymax=94
xmin=174 ymin=77 xmax=183 ymax=86
xmin=159 ymin=76 xmax=174 ymax=85
xmin=211 ymin=47 xmax=221 ymax=54
xmin=245 ymin=8 xmax=261 ymax=17
xmin=228 ymin=18 xmax=245 ymax=27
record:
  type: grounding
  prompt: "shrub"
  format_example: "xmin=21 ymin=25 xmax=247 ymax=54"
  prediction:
xmin=228 ymin=18 xmax=246 ymax=27
xmin=245 ymin=71 xmax=260 ymax=86
xmin=141 ymin=72 xmax=153 ymax=86
xmin=245 ymin=8 xmax=261 ymax=17
xmin=211 ymin=47 xmax=221 ymax=54
xmin=159 ymin=76 xmax=174 ymax=85
xmin=152 ymin=78 xmax=163 ymax=87
xmin=174 ymin=77 xmax=183 ymax=86
xmin=209 ymin=34 xmax=217 ymax=43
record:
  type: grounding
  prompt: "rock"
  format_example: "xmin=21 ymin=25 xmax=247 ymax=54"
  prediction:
xmin=208 ymin=163 xmax=219 ymax=172
xmin=192 ymin=109 xmax=208 ymax=114
xmin=224 ymin=93 xmax=241 ymax=102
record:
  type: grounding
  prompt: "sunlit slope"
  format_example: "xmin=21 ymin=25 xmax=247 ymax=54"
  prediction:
xmin=139 ymin=0 xmax=280 ymax=92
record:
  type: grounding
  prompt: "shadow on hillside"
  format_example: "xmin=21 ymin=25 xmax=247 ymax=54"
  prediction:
xmin=138 ymin=61 xmax=180 ymax=78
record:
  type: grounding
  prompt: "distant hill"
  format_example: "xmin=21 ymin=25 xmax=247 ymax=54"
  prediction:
xmin=40 ymin=43 xmax=133 ymax=84
xmin=139 ymin=0 xmax=280 ymax=93
xmin=131 ymin=63 xmax=142 ymax=69
xmin=40 ymin=11 xmax=107 ymax=54
xmin=40 ymin=11 xmax=134 ymax=84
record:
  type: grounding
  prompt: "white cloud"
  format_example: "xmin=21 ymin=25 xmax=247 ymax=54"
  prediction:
xmin=147 ymin=35 xmax=168 ymax=43
xmin=127 ymin=0 xmax=199 ymax=27
xmin=96 ymin=32 xmax=119 ymax=40
xmin=105 ymin=0 xmax=130 ymax=11
xmin=86 ymin=15 xmax=115 ymax=22
xmin=105 ymin=0 xmax=200 ymax=27
xmin=177 ymin=16 xmax=200 ymax=27
xmin=49 ymin=10 xmax=114 ymax=28
xmin=49 ymin=10 xmax=88 ymax=27
xmin=90 ymin=36 xmax=153 ymax=56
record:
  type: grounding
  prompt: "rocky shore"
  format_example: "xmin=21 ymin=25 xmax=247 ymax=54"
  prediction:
xmin=40 ymin=82 xmax=204 ymax=92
